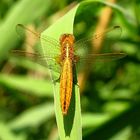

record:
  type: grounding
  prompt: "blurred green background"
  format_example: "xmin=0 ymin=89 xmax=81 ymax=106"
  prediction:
xmin=0 ymin=0 xmax=140 ymax=140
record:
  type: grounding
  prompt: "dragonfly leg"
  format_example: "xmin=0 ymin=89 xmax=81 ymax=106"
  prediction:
xmin=55 ymin=56 xmax=63 ymax=66
xmin=73 ymin=55 xmax=80 ymax=63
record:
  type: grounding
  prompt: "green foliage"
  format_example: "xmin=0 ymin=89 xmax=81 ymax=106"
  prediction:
xmin=0 ymin=0 xmax=140 ymax=140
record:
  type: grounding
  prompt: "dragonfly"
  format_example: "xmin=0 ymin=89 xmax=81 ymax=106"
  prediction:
xmin=12 ymin=24 xmax=126 ymax=115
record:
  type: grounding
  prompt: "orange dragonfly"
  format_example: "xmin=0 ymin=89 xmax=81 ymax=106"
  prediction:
xmin=13 ymin=24 xmax=126 ymax=115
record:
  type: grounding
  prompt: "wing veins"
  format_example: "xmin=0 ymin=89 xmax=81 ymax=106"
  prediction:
xmin=79 ymin=52 xmax=126 ymax=61
xmin=16 ymin=24 xmax=60 ymax=48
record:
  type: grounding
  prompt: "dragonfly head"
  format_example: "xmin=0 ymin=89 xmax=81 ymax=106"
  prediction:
xmin=59 ymin=34 xmax=75 ymax=45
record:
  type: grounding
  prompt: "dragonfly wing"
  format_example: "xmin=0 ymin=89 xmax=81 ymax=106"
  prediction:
xmin=78 ymin=52 xmax=126 ymax=62
xmin=75 ymin=52 xmax=126 ymax=72
xmin=10 ymin=50 xmax=61 ymax=74
xmin=74 ymin=26 xmax=122 ymax=52
xmin=74 ymin=26 xmax=125 ymax=71
xmin=16 ymin=24 xmax=61 ymax=57
xmin=14 ymin=24 xmax=62 ymax=80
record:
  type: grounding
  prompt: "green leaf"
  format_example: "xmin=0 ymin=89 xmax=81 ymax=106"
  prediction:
xmin=9 ymin=56 xmax=50 ymax=74
xmin=82 ymin=113 xmax=111 ymax=129
xmin=0 ymin=74 xmax=53 ymax=97
xmin=0 ymin=123 xmax=25 ymax=140
xmin=41 ymin=4 xmax=82 ymax=140
xmin=9 ymin=103 xmax=54 ymax=129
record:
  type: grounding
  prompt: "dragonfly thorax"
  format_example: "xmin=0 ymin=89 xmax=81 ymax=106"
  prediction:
xmin=59 ymin=34 xmax=75 ymax=45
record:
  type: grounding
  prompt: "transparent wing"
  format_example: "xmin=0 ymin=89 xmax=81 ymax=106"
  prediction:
xmin=16 ymin=24 xmax=61 ymax=57
xmin=77 ymin=52 xmax=126 ymax=63
xmin=74 ymin=26 xmax=126 ymax=71
xmin=14 ymin=24 xmax=62 ymax=80
xmin=74 ymin=26 xmax=122 ymax=55
xmin=11 ymin=50 xmax=61 ymax=74
xmin=74 ymin=52 xmax=126 ymax=72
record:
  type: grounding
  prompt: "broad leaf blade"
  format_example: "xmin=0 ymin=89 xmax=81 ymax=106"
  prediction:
xmin=41 ymin=5 xmax=82 ymax=140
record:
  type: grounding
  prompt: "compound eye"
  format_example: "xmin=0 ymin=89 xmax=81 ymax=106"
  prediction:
xmin=69 ymin=34 xmax=75 ymax=43
xmin=59 ymin=34 xmax=66 ymax=43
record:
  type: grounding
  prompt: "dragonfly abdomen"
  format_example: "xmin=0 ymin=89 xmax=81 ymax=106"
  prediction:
xmin=60 ymin=58 xmax=73 ymax=115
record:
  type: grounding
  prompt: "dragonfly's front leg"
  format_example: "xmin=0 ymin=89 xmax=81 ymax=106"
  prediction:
xmin=52 ymin=55 xmax=62 ymax=84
